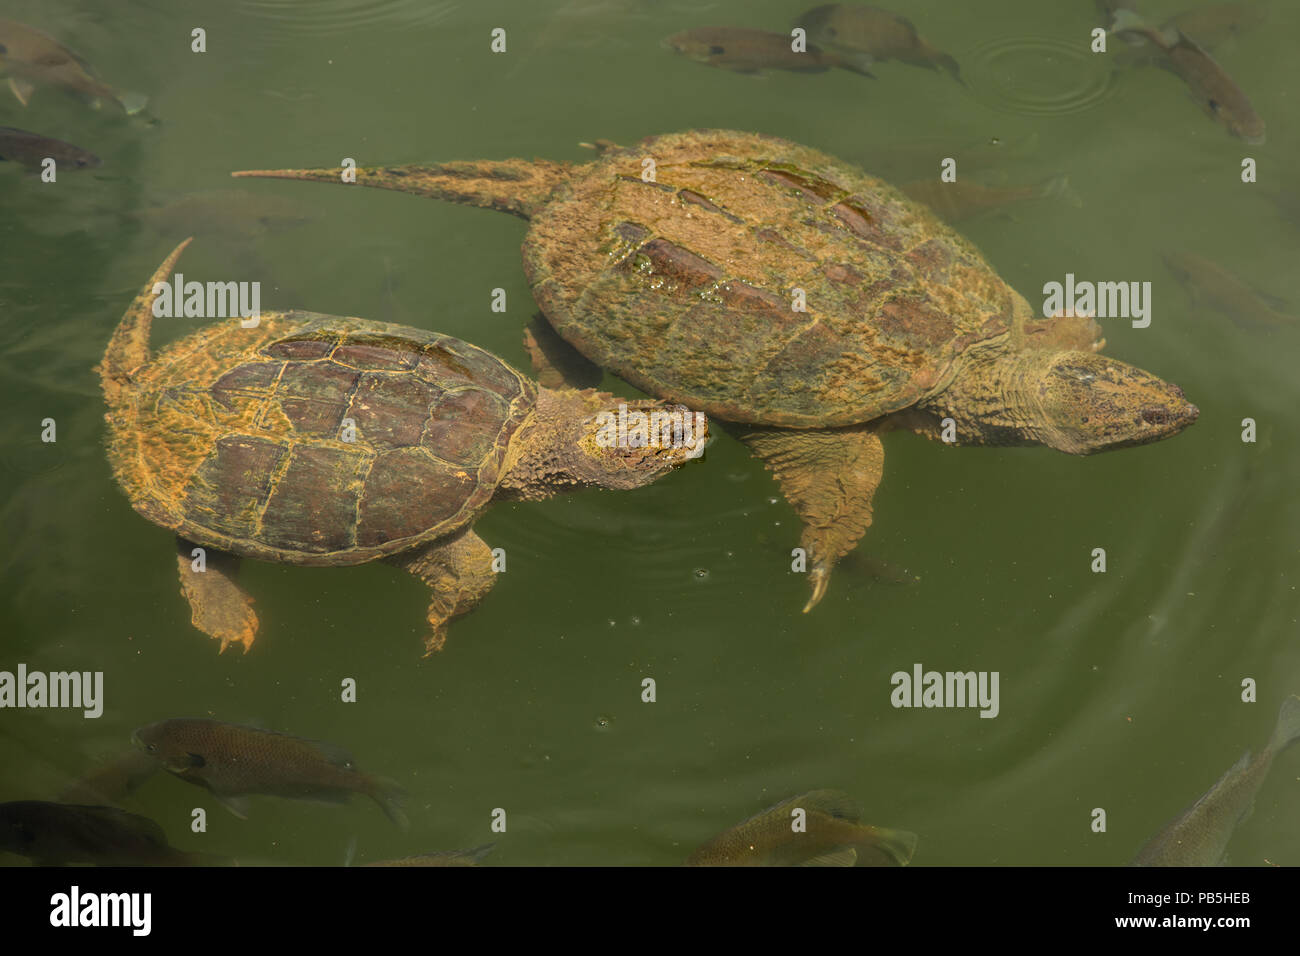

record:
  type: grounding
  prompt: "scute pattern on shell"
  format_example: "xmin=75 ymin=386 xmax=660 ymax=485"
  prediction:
xmin=524 ymin=129 xmax=1020 ymax=427
xmin=108 ymin=312 xmax=536 ymax=565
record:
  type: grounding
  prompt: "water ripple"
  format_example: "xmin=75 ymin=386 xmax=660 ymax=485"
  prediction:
xmin=238 ymin=0 xmax=460 ymax=37
xmin=964 ymin=35 xmax=1117 ymax=117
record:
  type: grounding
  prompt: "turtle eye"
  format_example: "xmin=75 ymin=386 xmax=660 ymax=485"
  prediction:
xmin=709 ymin=45 xmax=725 ymax=55
xmin=1207 ymin=98 xmax=1220 ymax=113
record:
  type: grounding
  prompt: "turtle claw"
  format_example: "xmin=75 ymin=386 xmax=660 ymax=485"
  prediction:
xmin=802 ymin=564 xmax=831 ymax=613
xmin=420 ymin=627 xmax=448 ymax=658
xmin=175 ymin=540 xmax=259 ymax=654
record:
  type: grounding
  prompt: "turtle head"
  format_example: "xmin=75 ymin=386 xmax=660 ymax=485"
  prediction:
xmin=1031 ymin=351 xmax=1198 ymax=454
xmin=568 ymin=392 xmax=709 ymax=489
xmin=502 ymin=389 xmax=708 ymax=497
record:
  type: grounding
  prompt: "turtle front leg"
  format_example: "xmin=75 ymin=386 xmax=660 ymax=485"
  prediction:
xmin=387 ymin=530 xmax=496 ymax=657
xmin=175 ymin=538 xmax=259 ymax=653
xmin=522 ymin=314 xmax=602 ymax=390
xmin=732 ymin=426 xmax=885 ymax=613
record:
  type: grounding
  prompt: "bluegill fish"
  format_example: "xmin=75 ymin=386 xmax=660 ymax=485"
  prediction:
xmin=133 ymin=718 xmax=408 ymax=828
xmin=0 ymin=800 xmax=214 ymax=866
xmin=794 ymin=4 xmax=961 ymax=82
xmin=1111 ymin=10 xmax=1264 ymax=143
xmin=899 ymin=174 xmax=1079 ymax=223
xmin=685 ymin=789 xmax=917 ymax=866
xmin=0 ymin=126 xmax=100 ymax=170
xmin=0 ymin=18 xmax=147 ymax=114
xmin=1164 ymin=251 xmax=1294 ymax=327
xmin=665 ymin=26 xmax=875 ymax=77
xmin=1134 ymin=695 xmax=1300 ymax=866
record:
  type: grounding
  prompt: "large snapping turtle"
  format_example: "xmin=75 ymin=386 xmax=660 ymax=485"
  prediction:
xmin=98 ymin=240 xmax=705 ymax=655
xmin=234 ymin=129 xmax=1198 ymax=609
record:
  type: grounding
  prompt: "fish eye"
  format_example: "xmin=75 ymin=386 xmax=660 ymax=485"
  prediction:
xmin=146 ymin=743 xmax=157 ymax=752
xmin=709 ymin=45 xmax=725 ymax=55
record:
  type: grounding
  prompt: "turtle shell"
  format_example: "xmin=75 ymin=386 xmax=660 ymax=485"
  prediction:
xmin=108 ymin=313 xmax=536 ymax=566
xmin=523 ymin=129 xmax=1023 ymax=428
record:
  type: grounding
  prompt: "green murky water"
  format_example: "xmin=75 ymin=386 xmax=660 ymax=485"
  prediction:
xmin=1 ymin=0 xmax=1297 ymax=867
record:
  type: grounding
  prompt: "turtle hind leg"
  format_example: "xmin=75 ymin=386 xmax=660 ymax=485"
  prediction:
xmin=732 ymin=426 xmax=885 ymax=612
xmin=522 ymin=314 xmax=602 ymax=390
xmin=387 ymin=530 xmax=496 ymax=657
xmin=175 ymin=538 xmax=259 ymax=653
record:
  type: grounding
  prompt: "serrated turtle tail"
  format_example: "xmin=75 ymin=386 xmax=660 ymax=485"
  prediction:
xmin=98 ymin=237 xmax=193 ymax=409
xmin=231 ymin=158 xmax=570 ymax=220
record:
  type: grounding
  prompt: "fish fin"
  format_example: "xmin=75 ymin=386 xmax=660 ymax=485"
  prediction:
xmin=214 ymin=793 xmax=251 ymax=819
xmin=8 ymin=77 xmax=35 ymax=107
xmin=1267 ymin=694 xmax=1300 ymax=753
xmin=938 ymin=54 xmax=965 ymax=86
xmin=368 ymin=776 xmax=409 ymax=830
xmin=831 ymin=51 xmax=876 ymax=78
xmin=312 ymin=740 xmax=358 ymax=769
xmin=1252 ymin=288 xmax=1291 ymax=312
xmin=799 ymin=847 xmax=858 ymax=867
xmin=863 ymin=826 xmax=920 ymax=865
xmin=796 ymin=789 xmax=862 ymax=821
xmin=1039 ymin=174 xmax=1083 ymax=209
xmin=116 ymin=91 xmax=148 ymax=115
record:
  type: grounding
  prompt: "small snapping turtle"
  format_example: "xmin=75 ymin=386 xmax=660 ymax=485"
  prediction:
xmin=98 ymin=240 xmax=705 ymax=655
xmin=235 ymin=129 xmax=1198 ymax=610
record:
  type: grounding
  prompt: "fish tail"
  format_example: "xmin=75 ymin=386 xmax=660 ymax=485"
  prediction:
xmin=116 ymin=91 xmax=149 ymax=116
xmin=863 ymin=826 xmax=919 ymax=865
xmin=232 ymin=158 xmax=572 ymax=220
xmin=938 ymin=54 xmax=965 ymax=86
xmin=1267 ymin=694 xmax=1300 ymax=753
xmin=1039 ymin=174 xmax=1083 ymax=209
xmin=369 ymin=776 xmax=409 ymax=830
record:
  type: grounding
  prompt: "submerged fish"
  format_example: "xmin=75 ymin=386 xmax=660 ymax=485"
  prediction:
xmin=1164 ymin=251 xmax=1294 ymax=327
xmin=899 ymin=175 xmax=1079 ymax=223
xmin=0 ymin=800 xmax=207 ymax=866
xmin=1166 ymin=1 xmax=1269 ymax=49
xmin=858 ymin=133 xmax=1040 ymax=182
xmin=0 ymin=19 xmax=147 ymax=114
xmin=0 ymin=126 xmax=100 ymax=170
xmin=56 ymin=749 xmax=159 ymax=805
xmin=134 ymin=189 xmax=318 ymax=240
xmin=1111 ymin=10 xmax=1264 ymax=144
xmin=133 ymin=718 xmax=407 ymax=827
xmin=685 ymin=789 xmax=917 ymax=866
xmin=363 ymin=844 xmax=496 ymax=867
xmin=665 ymin=26 xmax=875 ymax=76
xmin=1134 ymin=695 xmax=1300 ymax=866
xmin=794 ymin=4 xmax=961 ymax=82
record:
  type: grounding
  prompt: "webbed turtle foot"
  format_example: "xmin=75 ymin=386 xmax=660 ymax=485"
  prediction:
xmin=175 ymin=539 xmax=258 ymax=653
